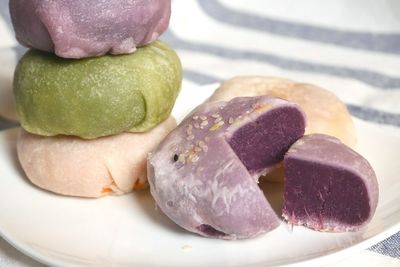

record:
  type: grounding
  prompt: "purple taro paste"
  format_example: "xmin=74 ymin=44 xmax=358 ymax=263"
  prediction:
xmin=283 ymin=134 xmax=379 ymax=232
xmin=148 ymin=96 xmax=306 ymax=239
xmin=9 ymin=0 xmax=170 ymax=58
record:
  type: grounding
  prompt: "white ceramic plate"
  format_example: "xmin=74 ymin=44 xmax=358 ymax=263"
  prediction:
xmin=0 ymin=84 xmax=399 ymax=267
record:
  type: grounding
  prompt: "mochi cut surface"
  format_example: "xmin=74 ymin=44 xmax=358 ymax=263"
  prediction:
xmin=209 ymin=76 xmax=356 ymax=148
xmin=148 ymin=96 xmax=306 ymax=239
xmin=283 ymin=134 xmax=379 ymax=232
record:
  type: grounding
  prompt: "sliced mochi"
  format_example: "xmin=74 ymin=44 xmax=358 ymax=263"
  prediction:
xmin=208 ymin=76 xmax=357 ymax=183
xmin=209 ymin=76 xmax=356 ymax=148
xmin=148 ymin=96 xmax=306 ymax=239
xmin=282 ymin=134 xmax=379 ymax=232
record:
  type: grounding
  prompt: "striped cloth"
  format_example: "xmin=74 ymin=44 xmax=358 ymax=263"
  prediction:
xmin=0 ymin=0 xmax=399 ymax=266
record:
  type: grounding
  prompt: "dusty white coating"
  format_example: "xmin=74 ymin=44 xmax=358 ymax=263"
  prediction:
xmin=9 ymin=0 xmax=171 ymax=58
xmin=149 ymin=96 xmax=307 ymax=239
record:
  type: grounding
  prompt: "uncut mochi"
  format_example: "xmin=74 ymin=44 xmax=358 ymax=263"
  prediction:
xmin=9 ymin=0 xmax=171 ymax=58
xmin=14 ymin=41 xmax=181 ymax=139
xmin=17 ymin=117 xmax=176 ymax=198
xmin=148 ymin=96 xmax=306 ymax=239
xmin=283 ymin=134 xmax=378 ymax=232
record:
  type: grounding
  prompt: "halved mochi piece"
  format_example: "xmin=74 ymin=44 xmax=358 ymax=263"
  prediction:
xmin=148 ymin=96 xmax=306 ymax=239
xmin=283 ymin=134 xmax=378 ymax=232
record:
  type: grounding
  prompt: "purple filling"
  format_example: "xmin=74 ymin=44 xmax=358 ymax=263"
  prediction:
xmin=197 ymin=224 xmax=227 ymax=237
xmin=283 ymin=158 xmax=370 ymax=227
xmin=228 ymin=107 xmax=305 ymax=175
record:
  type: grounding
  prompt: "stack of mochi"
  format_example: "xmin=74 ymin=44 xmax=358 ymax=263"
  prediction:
xmin=9 ymin=0 xmax=182 ymax=197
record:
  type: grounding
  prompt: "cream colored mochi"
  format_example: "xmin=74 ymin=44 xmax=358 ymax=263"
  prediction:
xmin=17 ymin=117 xmax=176 ymax=198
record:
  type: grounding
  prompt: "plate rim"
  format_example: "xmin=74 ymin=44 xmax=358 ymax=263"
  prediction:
xmin=1 ymin=206 xmax=399 ymax=267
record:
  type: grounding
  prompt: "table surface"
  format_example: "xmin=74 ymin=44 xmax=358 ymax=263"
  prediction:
xmin=0 ymin=0 xmax=399 ymax=266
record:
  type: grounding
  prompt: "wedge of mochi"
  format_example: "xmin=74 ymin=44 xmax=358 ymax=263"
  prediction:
xmin=9 ymin=0 xmax=171 ymax=58
xmin=148 ymin=96 xmax=306 ymax=239
xmin=14 ymin=41 xmax=181 ymax=139
xmin=17 ymin=117 xmax=176 ymax=198
xmin=282 ymin=134 xmax=378 ymax=232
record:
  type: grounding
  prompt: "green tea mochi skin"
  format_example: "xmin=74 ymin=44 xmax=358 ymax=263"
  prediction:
xmin=14 ymin=41 xmax=182 ymax=139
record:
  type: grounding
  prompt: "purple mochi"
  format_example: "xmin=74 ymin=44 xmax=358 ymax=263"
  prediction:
xmin=148 ymin=96 xmax=306 ymax=239
xmin=9 ymin=0 xmax=170 ymax=58
xmin=282 ymin=134 xmax=379 ymax=232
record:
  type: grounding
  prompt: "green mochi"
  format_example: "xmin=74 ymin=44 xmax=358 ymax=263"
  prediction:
xmin=14 ymin=41 xmax=182 ymax=139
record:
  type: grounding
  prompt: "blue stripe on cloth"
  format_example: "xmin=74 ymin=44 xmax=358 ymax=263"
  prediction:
xmin=347 ymin=105 xmax=400 ymax=127
xmin=369 ymin=231 xmax=400 ymax=258
xmin=13 ymin=45 xmax=27 ymax=60
xmin=183 ymin=70 xmax=221 ymax=84
xmin=162 ymin=31 xmax=400 ymax=89
xmin=181 ymin=69 xmax=400 ymax=127
xmin=198 ymin=0 xmax=400 ymax=55
xmin=0 ymin=1 xmax=12 ymax=29
xmin=0 ymin=117 xmax=18 ymax=131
